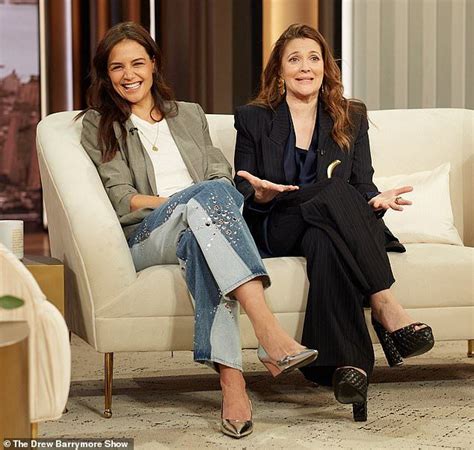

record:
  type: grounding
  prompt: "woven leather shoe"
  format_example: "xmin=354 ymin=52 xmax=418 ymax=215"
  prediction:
xmin=372 ymin=317 xmax=435 ymax=367
xmin=333 ymin=367 xmax=368 ymax=422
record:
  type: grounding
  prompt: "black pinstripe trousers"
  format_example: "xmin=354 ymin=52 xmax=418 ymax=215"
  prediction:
xmin=266 ymin=178 xmax=395 ymax=385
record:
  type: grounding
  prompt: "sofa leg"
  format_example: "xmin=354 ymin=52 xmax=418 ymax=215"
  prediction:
xmin=31 ymin=422 xmax=38 ymax=438
xmin=468 ymin=340 xmax=474 ymax=358
xmin=104 ymin=353 xmax=113 ymax=418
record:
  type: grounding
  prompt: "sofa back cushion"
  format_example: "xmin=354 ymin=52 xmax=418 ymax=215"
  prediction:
xmin=207 ymin=109 xmax=473 ymax=245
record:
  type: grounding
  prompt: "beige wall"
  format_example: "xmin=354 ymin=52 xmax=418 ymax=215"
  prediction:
xmin=349 ymin=0 xmax=473 ymax=110
xmin=262 ymin=0 xmax=318 ymax=65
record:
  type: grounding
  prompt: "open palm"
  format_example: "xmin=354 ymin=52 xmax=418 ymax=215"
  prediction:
xmin=369 ymin=186 xmax=413 ymax=211
xmin=237 ymin=170 xmax=299 ymax=204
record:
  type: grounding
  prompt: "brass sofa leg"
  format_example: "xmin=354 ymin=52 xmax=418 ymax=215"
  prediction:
xmin=104 ymin=353 xmax=113 ymax=418
xmin=468 ymin=340 xmax=474 ymax=358
xmin=31 ymin=422 xmax=38 ymax=438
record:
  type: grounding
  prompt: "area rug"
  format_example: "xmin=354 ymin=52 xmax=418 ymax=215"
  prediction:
xmin=40 ymin=338 xmax=473 ymax=449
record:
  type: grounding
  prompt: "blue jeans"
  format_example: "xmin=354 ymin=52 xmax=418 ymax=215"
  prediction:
xmin=128 ymin=180 xmax=270 ymax=370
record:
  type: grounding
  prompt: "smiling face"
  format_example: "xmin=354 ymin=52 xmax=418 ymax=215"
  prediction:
xmin=107 ymin=39 xmax=155 ymax=111
xmin=280 ymin=38 xmax=324 ymax=101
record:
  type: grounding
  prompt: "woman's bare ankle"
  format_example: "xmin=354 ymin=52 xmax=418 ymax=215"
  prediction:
xmin=256 ymin=325 xmax=304 ymax=361
xmin=370 ymin=291 xmax=421 ymax=333
xmin=219 ymin=367 xmax=251 ymax=421
xmin=219 ymin=366 xmax=246 ymax=389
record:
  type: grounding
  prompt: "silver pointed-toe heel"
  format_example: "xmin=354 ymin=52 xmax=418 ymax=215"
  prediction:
xmin=221 ymin=400 xmax=253 ymax=439
xmin=257 ymin=346 xmax=318 ymax=377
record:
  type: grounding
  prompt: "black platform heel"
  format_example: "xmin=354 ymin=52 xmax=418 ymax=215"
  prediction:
xmin=372 ymin=316 xmax=435 ymax=367
xmin=333 ymin=367 xmax=368 ymax=422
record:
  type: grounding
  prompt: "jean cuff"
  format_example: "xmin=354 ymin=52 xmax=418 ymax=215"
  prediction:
xmin=221 ymin=271 xmax=270 ymax=297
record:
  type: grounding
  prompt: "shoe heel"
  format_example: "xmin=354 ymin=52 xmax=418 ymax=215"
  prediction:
xmin=261 ymin=361 xmax=282 ymax=377
xmin=372 ymin=318 xmax=404 ymax=367
xmin=257 ymin=346 xmax=282 ymax=377
xmin=353 ymin=402 xmax=367 ymax=422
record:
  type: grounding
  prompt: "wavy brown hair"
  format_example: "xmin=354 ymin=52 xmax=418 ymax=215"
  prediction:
xmin=77 ymin=22 xmax=176 ymax=162
xmin=252 ymin=23 xmax=364 ymax=150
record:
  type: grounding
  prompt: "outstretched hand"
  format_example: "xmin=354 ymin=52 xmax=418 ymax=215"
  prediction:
xmin=237 ymin=170 xmax=299 ymax=204
xmin=369 ymin=185 xmax=413 ymax=212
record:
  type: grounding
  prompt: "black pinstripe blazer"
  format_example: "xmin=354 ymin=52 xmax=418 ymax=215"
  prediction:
xmin=234 ymin=99 xmax=378 ymax=203
xmin=233 ymin=100 xmax=405 ymax=252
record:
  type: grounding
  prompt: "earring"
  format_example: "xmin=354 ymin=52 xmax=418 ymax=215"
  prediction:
xmin=278 ymin=77 xmax=286 ymax=96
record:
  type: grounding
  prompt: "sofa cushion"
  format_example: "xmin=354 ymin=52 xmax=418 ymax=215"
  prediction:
xmin=96 ymin=245 xmax=473 ymax=319
xmin=375 ymin=163 xmax=462 ymax=245
xmin=388 ymin=243 xmax=474 ymax=309
xmin=95 ymin=256 xmax=309 ymax=318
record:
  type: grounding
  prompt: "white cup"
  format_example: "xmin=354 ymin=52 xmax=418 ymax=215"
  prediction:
xmin=0 ymin=220 xmax=24 ymax=259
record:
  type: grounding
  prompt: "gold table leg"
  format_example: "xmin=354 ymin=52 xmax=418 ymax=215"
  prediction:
xmin=468 ymin=339 xmax=474 ymax=358
xmin=104 ymin=353 xmax=113 ymax=418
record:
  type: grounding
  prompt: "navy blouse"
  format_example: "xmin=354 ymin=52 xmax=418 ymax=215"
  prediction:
xmin=283 ymin=107 xmax=320 ymax=187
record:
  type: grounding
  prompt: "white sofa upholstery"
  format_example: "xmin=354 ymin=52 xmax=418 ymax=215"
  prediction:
xmin=0 ymin=244 xmax=71 ymax=423
xmin=36 ymin=109 xmax=473 ymax=389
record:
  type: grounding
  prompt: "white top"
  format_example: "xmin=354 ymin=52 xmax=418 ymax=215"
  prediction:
xmin=130 ymin=114 xmax=194 ymax=197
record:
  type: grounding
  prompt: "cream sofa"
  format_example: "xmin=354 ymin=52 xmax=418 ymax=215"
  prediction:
xmin=36 ymin=108 xmax=474 ymax=417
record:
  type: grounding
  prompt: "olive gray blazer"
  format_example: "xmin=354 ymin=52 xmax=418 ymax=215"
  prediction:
xmin=81 ymin=101 xmax=233 ymax=238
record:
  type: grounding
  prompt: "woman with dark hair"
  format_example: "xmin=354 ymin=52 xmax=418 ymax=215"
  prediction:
xmin=234 ymin=23 xmax=434 ymax=421
xmin=79 ymin=22 xmax=317 ymax=438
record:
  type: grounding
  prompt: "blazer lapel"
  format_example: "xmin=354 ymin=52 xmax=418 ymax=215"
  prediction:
xmin=166 ymin=113 xmax=204 ymax=183
xmin=262 ymin=101 xmax=290 ymax=183
xmin=316 ymin=105 xmax=341 ymax=180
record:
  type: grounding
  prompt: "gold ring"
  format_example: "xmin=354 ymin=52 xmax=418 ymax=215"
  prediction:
xmin=395 ymin=196 xmax=402 ymax=205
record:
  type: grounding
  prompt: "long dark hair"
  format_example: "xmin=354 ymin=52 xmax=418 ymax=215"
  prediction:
xmin=77 ymin=22 xmax=176 ymax=162
xmin=252 ymin=23 xmax=364 ymax=151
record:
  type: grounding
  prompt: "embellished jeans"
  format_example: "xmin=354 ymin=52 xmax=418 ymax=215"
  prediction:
xmin=127 ymin=180 xmax=269 ymax=371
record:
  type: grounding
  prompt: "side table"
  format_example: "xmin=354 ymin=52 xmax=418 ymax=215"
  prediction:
xmin=0 ymin=321 xmax=30 ymax=441
xmin=22 ymin=255 xmax=64 ymax=316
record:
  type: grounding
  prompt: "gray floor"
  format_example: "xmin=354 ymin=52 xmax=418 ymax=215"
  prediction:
xmin=41 ymin=337 xmax=474 ymax=449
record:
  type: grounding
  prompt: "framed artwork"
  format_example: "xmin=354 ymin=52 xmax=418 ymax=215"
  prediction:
xmin=0 ymin=0 xmax=42 ymax=229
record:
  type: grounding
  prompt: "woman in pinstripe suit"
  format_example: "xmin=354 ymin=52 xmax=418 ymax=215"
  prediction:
xmin=234 ymin=24 xmax=434 ymax=421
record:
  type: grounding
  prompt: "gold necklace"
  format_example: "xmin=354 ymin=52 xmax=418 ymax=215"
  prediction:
xmin=137 ymin=125 xmax=159 ymax=152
